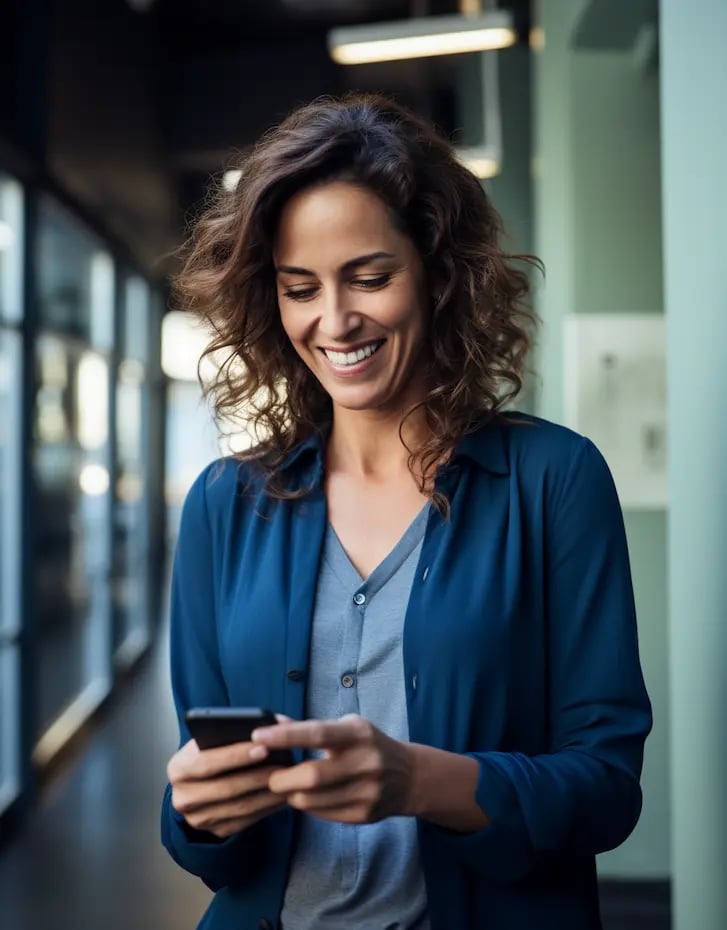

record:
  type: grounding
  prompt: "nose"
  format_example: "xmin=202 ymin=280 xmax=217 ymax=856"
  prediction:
xmin=318 ymin=288 xmax=362 ymax=342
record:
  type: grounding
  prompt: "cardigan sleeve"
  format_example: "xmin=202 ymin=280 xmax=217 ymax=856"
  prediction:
xmin=160 ymin=463 xmax=266 ymax=891
xmin=428 ymin=436 xmax=653 ymax=880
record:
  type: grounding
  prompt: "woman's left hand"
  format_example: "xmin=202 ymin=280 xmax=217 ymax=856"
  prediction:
xmin=251 ymin=715 xmax=415 ymax=824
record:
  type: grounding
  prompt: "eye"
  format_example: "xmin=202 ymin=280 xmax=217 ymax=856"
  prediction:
xmin=353 ymin=273 xmax=392 ymax=290
xmin=282 ymin=287 xmax=318 ymax=302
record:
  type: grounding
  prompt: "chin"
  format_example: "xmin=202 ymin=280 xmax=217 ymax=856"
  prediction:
xmin=329 ymin=392 xmax=382 ymax=412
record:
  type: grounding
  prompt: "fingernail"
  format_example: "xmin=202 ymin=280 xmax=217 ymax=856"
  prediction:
xmin=250 ymin=727 xmax=272 ymax=743
xmin=249 ymin=745 xmax=268 ymax=761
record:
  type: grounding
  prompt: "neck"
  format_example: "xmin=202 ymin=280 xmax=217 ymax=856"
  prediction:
xmin=327 ymin=403 xmax=430 ymax=481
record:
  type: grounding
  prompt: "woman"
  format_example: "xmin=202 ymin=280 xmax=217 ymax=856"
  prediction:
xmin=162 ymin=93 xmax=651 ymax=930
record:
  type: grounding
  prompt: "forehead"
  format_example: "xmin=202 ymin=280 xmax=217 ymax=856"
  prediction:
xmin=273 ymin=181 xmax=411 ymax=263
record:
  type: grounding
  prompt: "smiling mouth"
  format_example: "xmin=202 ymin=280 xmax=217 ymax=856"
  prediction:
xmin=320 ymin=340 xmax=385 ymax=367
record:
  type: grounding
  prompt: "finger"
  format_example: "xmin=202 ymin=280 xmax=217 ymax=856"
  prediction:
xmin=172 ymin=765 xmax=283 ymax=814
xmin=170 ymin=740 xmax=269 ymax=782
xmin=304 ymin=805 xmax=377 ymax=825
xmin=203 ymin=800 xmax=288 ymax=839
xmin=252 ymin=716 xmax=368 ymax=751
xmin=267 ymin=757 xmax=354 ymax=795
xmin=283 ymin=782 xmax=369 ymax=813
xmin=184 ymin=790 xmax=287 ymax=834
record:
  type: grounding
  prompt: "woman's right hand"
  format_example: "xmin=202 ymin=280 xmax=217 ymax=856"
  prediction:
xmin=167 ymin=738 xmax=287 ymax=839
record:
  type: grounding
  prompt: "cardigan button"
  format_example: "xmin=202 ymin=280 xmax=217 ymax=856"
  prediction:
xmin=286 ymin=669 xmax=305 ymax=682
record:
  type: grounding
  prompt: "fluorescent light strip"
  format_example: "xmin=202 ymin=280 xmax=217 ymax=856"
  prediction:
xmin=457 ymin=149 xmax=501 ymax=179
xmin=223 ymin=169 xmax=241 ymax=191
xmin=332 ymin=28 xmax=516 ymax=64
xmin=225 ymin=152 xmax=498 ymax=186
xmin=329 ymin=13 xmax=516 ymax=65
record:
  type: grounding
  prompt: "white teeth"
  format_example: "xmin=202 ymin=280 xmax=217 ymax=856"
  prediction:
xmin=324 ymin=342 xmax=381 ymax=367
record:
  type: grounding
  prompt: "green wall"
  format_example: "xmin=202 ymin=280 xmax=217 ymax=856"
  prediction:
xmin=661 ymin=1 xmax=727 ymax=925
xmin=457 ymin=46 xmax=534 ymax=257
xmin=533 ymin=0 xmax=668 ymax=879
xmin=458 ymin=1 xmax=668 ymax=880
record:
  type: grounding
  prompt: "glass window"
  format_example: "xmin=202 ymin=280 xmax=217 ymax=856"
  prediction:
xmin=0 ymin=173 xmax=23 ymax=323
xmin=36 ymin=197 xmax=113 ymax=348
xmin=33 ymin=334 xmax=113 ymax=745
xmin=0 ymin=646 xmax=20 ymax=813
xmin=113 ymin=277 xmax=150 ymax=664
xmin=122 ymin=275 xmax=149 ymax=363
xmin=32 ymin=199 xmax=115 ymax=753
xmin=0 ymin=173 xmax=23 ymax=810
xmin=0 ymin=328 xmax=21 ymax=637
xmin=0 ymin=328 xmax=22 ymax=810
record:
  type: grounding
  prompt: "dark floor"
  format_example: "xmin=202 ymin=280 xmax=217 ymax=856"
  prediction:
xmin=0 ymin=633 xmax=211 ymax=930
xmin=0 ymin=631 xmax=669 ymax=930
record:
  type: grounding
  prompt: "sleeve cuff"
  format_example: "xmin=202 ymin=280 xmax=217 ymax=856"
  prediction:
xmin=421 ymin=753 xmax=540 ymax=882
xmin=161 ymin=784 xmax=260 ymax=890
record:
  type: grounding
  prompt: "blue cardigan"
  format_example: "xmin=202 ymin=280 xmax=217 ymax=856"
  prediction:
xmin=161 ymin=414 xmax=652 ymax=930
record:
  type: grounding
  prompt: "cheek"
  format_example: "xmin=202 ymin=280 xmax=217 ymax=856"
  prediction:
xmin=280 ymin=318 xmax=319 ymax=373
xmin=388 ymin=293 xmax=427 ymax=340
xmin=369 ymin=286 xmax=417 ymax=327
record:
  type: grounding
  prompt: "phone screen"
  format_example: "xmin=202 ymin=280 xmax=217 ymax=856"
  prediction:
xmin=185 ymin=707 xmax=293 ymax=767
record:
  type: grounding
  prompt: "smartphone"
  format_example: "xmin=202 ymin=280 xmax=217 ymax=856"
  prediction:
xmin=185 ymin=706 xmax=293 ymax=767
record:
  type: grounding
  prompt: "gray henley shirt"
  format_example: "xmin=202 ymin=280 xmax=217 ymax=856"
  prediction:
xmin=280 ymin=504 xmax=431 ymax=930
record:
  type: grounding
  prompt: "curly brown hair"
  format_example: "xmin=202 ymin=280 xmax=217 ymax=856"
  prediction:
xmin=173 ymin=92 xmax=541 ymax=504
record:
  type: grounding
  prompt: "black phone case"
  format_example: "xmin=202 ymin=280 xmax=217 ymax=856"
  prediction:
xmin=185 ymin=707 xmax=293 ymax=767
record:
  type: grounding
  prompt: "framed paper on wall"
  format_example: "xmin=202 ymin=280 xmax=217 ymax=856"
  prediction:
xmin=563 ymin=313 xmax=667 ymax=509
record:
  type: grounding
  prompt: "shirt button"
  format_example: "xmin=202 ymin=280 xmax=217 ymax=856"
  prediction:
xmin=353 ymin=592 xmax=366 ymax=606
xmin=286 ymin=669 xmax=305 ymax=682
xmin=341 ymin=674 xmax=355 ymax=688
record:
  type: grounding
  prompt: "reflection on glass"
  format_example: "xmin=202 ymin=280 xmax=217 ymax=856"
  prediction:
xmin=0 ymin=330 xmax=21 ymax=636
xmin=37 ymin=336 xmax=69 ymax=444
xmin=77 ymin=351 xmax=109 ymax=450
xmin=32 ymin=202 xmax=114 ymax=747
xmin=113 ymin=278 xmax=150 ymax=665
xmin=89 ymin=253 xmax=114 ymax=349
xmin=79 ymin=463 xmax=111 ymax=496
xmin=0 ymin=330 xmax=21 ymax=809
xmin=0 ymin=647 xmax=20 ymax=812
xmin=34 ymin=335 xmax=111 ymax=738
xmin=36 ymin=197 xmax=112 ymax=348
xmin=123 ymin=277 xmax=149 ymax=363
xmin=0 ymin=173 xmax=23 ymax=322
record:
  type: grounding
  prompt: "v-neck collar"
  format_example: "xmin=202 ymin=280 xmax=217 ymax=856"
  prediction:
xmin=325 ymin=502 xmax=430 ymax=590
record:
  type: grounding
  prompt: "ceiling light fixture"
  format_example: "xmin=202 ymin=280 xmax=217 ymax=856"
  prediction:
xmin=328 ymin=10 xmax=516 ymax=65
xmin=457 ymin=147 xmax=500 ymax=179
xmin=0 ymin=220 xmax=14 ymax=251
xmin=222 ymin=169 xmax=241 ymax=192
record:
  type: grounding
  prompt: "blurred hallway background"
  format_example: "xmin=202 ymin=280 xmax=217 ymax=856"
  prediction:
xmin=0 ymin=622 xmax=211 ymax=930
xmin=1 ymin=1 xmax=725 ymax=928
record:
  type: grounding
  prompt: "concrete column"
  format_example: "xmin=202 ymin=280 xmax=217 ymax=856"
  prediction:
xmin=531 ymin=0 xmax=585 ymax=420
xmin=661 ymin=2 xmax=727 ymax=928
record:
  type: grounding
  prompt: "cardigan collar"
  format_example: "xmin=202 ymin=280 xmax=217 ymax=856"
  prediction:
xmin=451 ymin=418 xmax=510 ymax=475
xmin=278 ymin=416 xmax=510 ymax=480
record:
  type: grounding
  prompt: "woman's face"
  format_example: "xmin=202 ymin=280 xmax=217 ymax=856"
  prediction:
xmin=274 ymin=180 xmax=432 ymax=416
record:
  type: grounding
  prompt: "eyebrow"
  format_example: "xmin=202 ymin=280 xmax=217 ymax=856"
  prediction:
xmin=275 ymin=251 xmax=396 ymax=277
